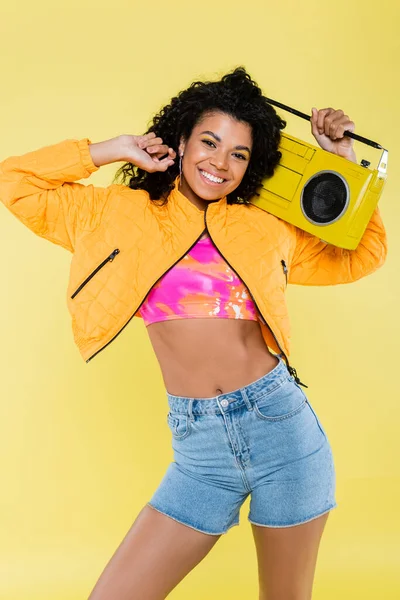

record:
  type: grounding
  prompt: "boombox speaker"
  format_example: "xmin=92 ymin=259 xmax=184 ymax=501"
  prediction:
xmin=249 ymin=99 xmax=388 ymax=250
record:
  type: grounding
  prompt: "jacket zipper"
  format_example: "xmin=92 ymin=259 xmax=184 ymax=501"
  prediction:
xmin=203 ymin=210 xmax=307 ymax=388
xmin=71 ymin=249 xmax=120 ymax=299
xmin=84 ymin=212 xmax=308 ymax=388
xmin=85 ymin=231 xmax=207 ymax=363
xmin=281 ymin=259 xmax=288 ymax=286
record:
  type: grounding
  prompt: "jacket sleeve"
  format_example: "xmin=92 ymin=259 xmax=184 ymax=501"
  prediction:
xmin=0 ymin=138 xmax=113 ymax=253
xmin=287 ymin=205 xmax=388 ymax=285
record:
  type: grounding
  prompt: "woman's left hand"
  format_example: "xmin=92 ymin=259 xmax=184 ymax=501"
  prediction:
xmin=311 ymin=107 xmax=357 ymax=161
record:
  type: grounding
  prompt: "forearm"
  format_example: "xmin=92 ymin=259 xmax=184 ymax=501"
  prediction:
xmin=88 ymin=136 xmax=124 ymax=167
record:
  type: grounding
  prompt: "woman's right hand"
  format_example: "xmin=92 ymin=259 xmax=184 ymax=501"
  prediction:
xmin=118 ymin=133 xmax=176 ymax=172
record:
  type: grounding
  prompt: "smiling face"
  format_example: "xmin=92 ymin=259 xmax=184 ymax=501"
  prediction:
xmin=178 ymin=111 xmax=253 ymax=211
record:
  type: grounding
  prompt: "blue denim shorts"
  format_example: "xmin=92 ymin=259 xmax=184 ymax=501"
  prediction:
xmin=147 ymin=355 xmax=337 ymax=535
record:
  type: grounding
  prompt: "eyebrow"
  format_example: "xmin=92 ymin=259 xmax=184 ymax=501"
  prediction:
xmin=200 ymin=130 xmax=251 ymax=153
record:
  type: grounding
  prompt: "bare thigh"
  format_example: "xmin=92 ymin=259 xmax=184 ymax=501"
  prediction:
xmin=87 ymin=504 xmax=221 ymax=600
xmin=252 ymin=511 xmax=331 ymax=600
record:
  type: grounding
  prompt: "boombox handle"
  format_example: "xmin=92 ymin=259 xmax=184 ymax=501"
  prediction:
xmin=265 ymin=97 xmax=388 ymax=178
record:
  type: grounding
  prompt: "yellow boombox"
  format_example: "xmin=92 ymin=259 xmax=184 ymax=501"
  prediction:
xmin=250 ymin=99 xmax=388 ymax=250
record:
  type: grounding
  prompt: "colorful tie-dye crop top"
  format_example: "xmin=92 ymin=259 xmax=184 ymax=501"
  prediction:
xmin=138 ymin=231 xmax=261 ymax=326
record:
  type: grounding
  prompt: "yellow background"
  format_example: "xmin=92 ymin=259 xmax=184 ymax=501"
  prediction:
xmin=0 ymin=1 xmax=399 ymax=598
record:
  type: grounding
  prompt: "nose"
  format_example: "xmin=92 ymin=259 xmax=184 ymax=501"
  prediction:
xmin=210 ymin=151 xmax=229 ymax=171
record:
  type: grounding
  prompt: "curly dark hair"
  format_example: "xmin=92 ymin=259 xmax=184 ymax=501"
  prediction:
xmin=113 ymin=66 xmax=286 ymax=205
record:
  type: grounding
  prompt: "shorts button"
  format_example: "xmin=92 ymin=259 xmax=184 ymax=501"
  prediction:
xmin=220 ymin=399 xmax=229 ymax=407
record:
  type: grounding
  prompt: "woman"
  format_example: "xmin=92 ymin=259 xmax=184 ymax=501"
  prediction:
xmin=0 ymin=68 xmax=387 ymax=599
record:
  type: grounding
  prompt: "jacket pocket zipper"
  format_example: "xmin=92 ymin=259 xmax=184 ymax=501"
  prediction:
xmin=85 ymin=232 xmax=206 ymax=363
xmin=281 ymin=259 xmax=288 ymax=286
xmin=71 ymin=248 xmax=120 ymax=299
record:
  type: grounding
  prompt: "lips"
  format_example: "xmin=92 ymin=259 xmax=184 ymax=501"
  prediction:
xmin=198 ymin=168 xmax=227 ymax=185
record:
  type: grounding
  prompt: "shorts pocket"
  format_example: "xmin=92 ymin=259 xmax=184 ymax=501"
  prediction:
xmin=167 ymin=411 xmax=192 ymax=440
xmin=293 ymin=382 xmax=328 ymax=439
xmin=253 ymin=378 xmax=307 ymax=422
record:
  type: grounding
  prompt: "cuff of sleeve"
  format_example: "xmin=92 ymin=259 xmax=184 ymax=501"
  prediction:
xmin=78 ymin=138 xmax=100 ymax=176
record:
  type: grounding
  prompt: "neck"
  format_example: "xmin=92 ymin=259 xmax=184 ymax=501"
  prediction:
xmin=178 ymin=175 xmax=222 ymax=212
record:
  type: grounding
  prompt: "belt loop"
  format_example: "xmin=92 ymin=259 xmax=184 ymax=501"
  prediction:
xmin=187 ymin=399 xmax=194 ymax=421
xmin=241 ymin=388 xmax=253 ymax=411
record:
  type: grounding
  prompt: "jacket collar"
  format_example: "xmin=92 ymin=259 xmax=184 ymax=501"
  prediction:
xmin=168 ymin=176 xmax=228 ymax=218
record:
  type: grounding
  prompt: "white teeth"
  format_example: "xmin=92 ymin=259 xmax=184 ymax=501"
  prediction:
xmin=200 ymin=170 xmax=224 ymax=183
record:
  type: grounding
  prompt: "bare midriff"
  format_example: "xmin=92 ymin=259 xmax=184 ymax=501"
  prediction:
xmin=146 ymin=318 xmax=280 ymax=398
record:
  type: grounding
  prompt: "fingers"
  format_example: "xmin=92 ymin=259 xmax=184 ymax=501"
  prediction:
xmin=138 ymin=134 xmax=162 ymax=150
xmin=148 ymin=155 xmax=176 ymax=173
xmin=138 ymin=133 xmax=176 ymax=158
xmin=315 ymin=108 xmax=335 ymax=134
xmin=310 ymin=107 xmax=320 ymax=138
xmin=312 ymin=107 xmax=355 ymax=140
xmin=159 ymin=156 xmax=176 ymax=171
xmin=141 ymin=135 xmax=175 ymax=172
xmin=137 ymin=132 xmax=156 ymax=148
xmin=147 ymin=145 xmax=176 ymax=159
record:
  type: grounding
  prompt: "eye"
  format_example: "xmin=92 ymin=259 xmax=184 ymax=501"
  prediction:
xmin=202 ymin=139 xmax=216 ymax=148
xmin=202 ymin=139 xmax=248 ymax=160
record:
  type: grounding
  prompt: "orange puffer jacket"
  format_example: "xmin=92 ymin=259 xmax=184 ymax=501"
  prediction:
xmin=0 ymin=138 xmax=388 ymax=386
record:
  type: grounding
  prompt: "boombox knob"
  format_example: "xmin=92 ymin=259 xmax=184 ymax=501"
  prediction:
xmin=360 ymin=159 xmax=371 ymax=168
